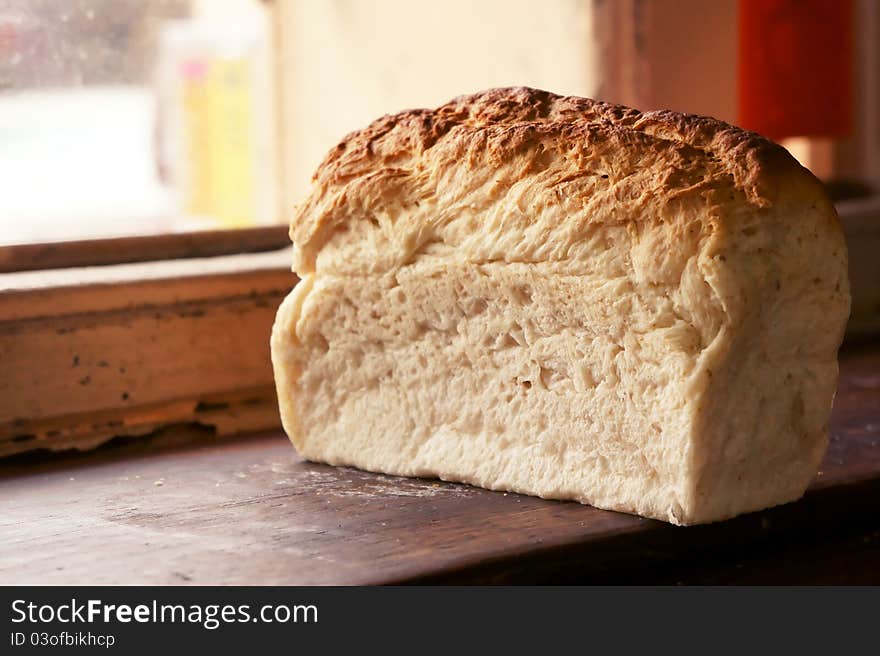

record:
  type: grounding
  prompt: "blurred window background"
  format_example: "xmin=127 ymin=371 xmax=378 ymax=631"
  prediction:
xmin=0 ymin=0 xmax=272 ymax=244
xmin=0 ymin=0 xmax=876 ymax=246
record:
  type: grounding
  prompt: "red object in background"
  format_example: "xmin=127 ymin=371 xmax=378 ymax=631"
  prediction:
xmin=738 ymin=0 xmax=853 ymax=140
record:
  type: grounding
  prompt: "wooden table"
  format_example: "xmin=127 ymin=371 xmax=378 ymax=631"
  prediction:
xmin=2 ymin=345 xmax=878 ymax=585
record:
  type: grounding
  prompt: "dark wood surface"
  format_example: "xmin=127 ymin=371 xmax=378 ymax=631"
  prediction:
xmin=1 ymin=345 xmax=878 ymax=585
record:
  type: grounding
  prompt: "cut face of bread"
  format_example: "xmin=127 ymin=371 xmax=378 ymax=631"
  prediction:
xmin=271 ymin=87 xmax=850 ymax=525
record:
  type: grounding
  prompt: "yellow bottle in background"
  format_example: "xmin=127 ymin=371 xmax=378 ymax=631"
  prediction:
xmin=156 ymin=15 xmax=276 ymax=230
xmin=207 ymin=57 xmax=256 ymax=228
xmin=179 ymin=57 xmax=214 ymax=218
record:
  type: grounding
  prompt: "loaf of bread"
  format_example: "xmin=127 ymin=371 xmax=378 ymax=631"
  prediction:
xmin=271 ymin=87 xmax=850 ymax=525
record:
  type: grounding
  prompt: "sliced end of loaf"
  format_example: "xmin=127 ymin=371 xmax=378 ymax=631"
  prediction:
xmin=271 ymin=87 xmax=850 ymax=525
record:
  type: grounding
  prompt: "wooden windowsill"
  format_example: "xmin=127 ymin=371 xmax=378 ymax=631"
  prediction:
xmin=0 ymin=225 xmax=290 ymax=274
xmin=0 ymin=247 xmax=297 ymax=458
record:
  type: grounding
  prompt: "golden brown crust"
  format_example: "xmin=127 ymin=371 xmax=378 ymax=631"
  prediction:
xmin=290 ymin=87 xmax=833 ymax=268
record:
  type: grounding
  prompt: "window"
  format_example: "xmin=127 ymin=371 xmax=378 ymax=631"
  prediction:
xmin=0 ymin=0 xmax=275 ymax=245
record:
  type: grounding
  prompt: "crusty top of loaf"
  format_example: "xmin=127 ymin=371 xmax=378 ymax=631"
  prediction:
xmin=290 ymin=86 xmax=832 ymax=272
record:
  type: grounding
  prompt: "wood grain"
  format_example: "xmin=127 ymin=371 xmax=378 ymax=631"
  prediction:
xmin=0 ymin=250 xmax=296 ymax=456
xmin=0 ymin=345 xmax=878 ymax=585
xmin=0 ymin=248 xmax=293 ymax=321
xmin=0 ymin=226 xmax=290 ymax=274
